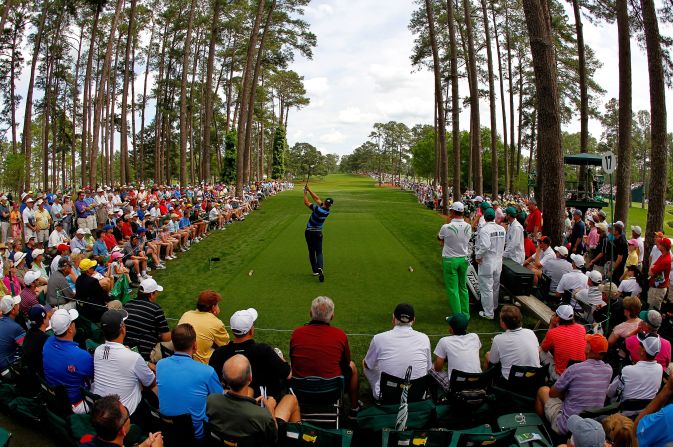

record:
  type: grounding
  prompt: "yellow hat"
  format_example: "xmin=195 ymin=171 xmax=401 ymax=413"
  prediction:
xmin=79 ymin=259 xmax=98 ymax=271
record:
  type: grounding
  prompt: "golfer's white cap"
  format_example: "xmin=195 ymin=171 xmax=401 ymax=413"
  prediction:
xmin=450 ymin=202 xmax=465 ymax=213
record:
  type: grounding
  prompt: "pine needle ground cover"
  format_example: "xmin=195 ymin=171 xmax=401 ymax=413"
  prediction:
xmin=151 ymin=174 xmax=501 ymax=386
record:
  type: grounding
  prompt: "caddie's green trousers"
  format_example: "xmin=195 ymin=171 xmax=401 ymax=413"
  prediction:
xmin=442 ymin=256 xmax=470 ymax=317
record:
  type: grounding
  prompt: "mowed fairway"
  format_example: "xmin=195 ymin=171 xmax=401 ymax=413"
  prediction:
xmin=151 ymin=174 xmax=501 ymax=394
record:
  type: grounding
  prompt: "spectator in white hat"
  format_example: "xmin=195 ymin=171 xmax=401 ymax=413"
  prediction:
xmin=30 ymin=248 xmax=48 ymax=284
xmin=70 ymin=228 xmax=92 ymax=253
xmin=573 ymin=270 xmax=604 ymax=308
xmin=437 ymin=202 xmax=472 ymax=317
xmin=607 ymin=333 xmax=663 ymax=403
xmin=22 ymin=198 xmax=37 ymax=241
xmin=209 ymin=308 xmax=291 ymax=400
xmin=543 ymin=246 xmax=572 ymax=295
xmin=42 ymin=308 xmax=93 ymax=414
xmin=0 ymin=295 xmax=24 ymax=371
xmin=631 ymin=226 xmax=644 ymax=265
xmin=540 ymin=304 xmax=587 ymax=380
xmin=556 ymin=254 xmax=589 ymax=300
xmin=19 ymin=270 xmax=42 ymax=317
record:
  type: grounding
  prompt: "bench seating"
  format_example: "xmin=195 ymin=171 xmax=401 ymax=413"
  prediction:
xmin=513 ymin=295 xmax=555 ymax=329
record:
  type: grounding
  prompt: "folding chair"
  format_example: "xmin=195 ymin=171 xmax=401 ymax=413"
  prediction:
xmin=204 ymin=422 xmax=265 ymax=447
xmin=80 ymin=387 xmax=101 ymax=413
xmin=378 ymin=372 xmax=430 ymax=405
xmin=492 ymin=365 xmax=547 ymax=412
xmin=453 ymin=428 xmax=517 ymax=447
xmin=290 ymin=376 xmax=344 ymax=429
xmin=158 ymin=413 xmax=196 ymax=447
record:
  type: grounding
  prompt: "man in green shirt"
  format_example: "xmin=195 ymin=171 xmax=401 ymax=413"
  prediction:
xmin=206 ymin=355 xmax=300 ymax=444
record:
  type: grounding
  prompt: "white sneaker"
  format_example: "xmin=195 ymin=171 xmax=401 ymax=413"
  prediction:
xmin=156 ymin=264 xmax=166 ymax=270
xmin=478 ymin=311 xmax=494 ymax=320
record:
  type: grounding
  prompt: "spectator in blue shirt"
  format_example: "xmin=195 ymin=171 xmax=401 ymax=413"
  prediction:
xmin=0 ymin=295 xmax=25 ymax=371
xmin=157 ymin=323 xmax=223 ymax=440
xmin=635 ymin=378 xmax=673 ymax=447
xmin=92 ymin=230 xmax=109 ymax=259
xmin=43 ymin=308 xmax=93 ymax=414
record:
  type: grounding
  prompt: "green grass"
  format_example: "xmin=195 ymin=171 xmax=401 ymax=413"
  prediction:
xmin=150 ymin=174 xmax=502 ymax=396
xmin=603 ymin=203 xmax=673 ymax=236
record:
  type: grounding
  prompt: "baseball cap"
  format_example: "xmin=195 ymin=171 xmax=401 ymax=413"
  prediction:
xmin=587 ymin=270 xmax=602 ymax=284
xmin=472 ymin=196 xmax=483 ymax=203
xmin=394 ymin=303 xmax=415 ymax=324
xmin=100 ymin=309 xmax=128 ymax=335
xmin=325 ymin=198 xmax=334 ymax=205
xmin=230 ymin=308 xmax=258 ymax=335
xmin=31 ymin=248 xmax=44 ymax=258
xmin=110 ymin=252 xmax=123 ymax=261
xmin=554 ymin=246 xmax=568 ymax=257
xmin=450 ymin=202 xmax=464 ymax=213
xmin=103 ymin=224 xmax=113 ymax=231
xmin=639 ymin=310 xmax=663 ymax=329
xmin=79 ymin=258 xmax=97 ymax=271
xmin=638 ymin=333 xmax=662 ymax=356
xmin=631 ymin=225 xmax=642 ymax=235
xmin=57 ymin=243 xmax=69 ymax=252
xmin=23 ymin=270 xmax=41 ymax=286
xmin=12 ymin=252 xmax=26 ymax=264
xmin=479 ymin=201 xmax=491 ymax=210
xmin=139 ymin=278 xmax=163 ymax=294
xmin=35 ymin=199 xmax=43 ymax=206
xmin=483 ymin=208 xmax=496 ymax=220
xmin=50 ymin=308 xmax=78 ymax=336
xmin=586 ymin=334 xmax=608 ymax=354
xmin=570 ymin=254 xmax=585 ymax=267
xmin=504 ymin=207 xmax=517 ymax=217
xmin=596 ymin=222 xmax=608 ymax=233
xmin=28 ymin=304 xmax=51 ymax=328
xmin=573 ymin=209 xmax=583 ymax=216
xmin=0 ymin=295 xmax=21 ymax=314
xmin=567 ymin=415 xmax=606 ymax=447
xmin=25 ymin=198 xmax=34 ymax=203
xmin=446 ymin=313 xmax=468 ymax=332
xmin=76 ymin=228 xmax=86 ymax=235
xmin=137 ymin=227 xmax=147 ymax=234
xmin=627 ymin=239 xmax=638 ymax=246
xmin=598 ymin=210 xmax=607 ymax=218
xmin=556 ymin=304 xmax=574 ymax=321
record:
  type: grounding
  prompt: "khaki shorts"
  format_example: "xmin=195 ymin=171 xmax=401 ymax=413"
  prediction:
xmin=544 ymin=397 xmax=564 ymax=434
xmin=648 ymin=287 xmax=667 ymax=310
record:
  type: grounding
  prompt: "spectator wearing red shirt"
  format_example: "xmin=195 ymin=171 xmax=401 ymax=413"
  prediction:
xmin=102 ymin=225 xmax=117 ymax=250
xmin=290 ymin=296 xmax=361 ymax=414
xmin=648 ymin=237 xmax=671 ymax=310
xmin=525 ymin=200 xmax=542 ymax=236
xmin=540 ymin=304 xmax=587 ymax=380
xmin=524 ymin=237 xmax=537 ymax=259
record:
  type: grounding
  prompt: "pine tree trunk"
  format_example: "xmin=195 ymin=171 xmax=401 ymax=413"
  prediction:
xmin=481 ymin=0 xmax=497 ymax=199
xmin=9 ymin=23 xmax=19 ymax=155
xmin=448 ymin=0 xmax=461 ymax=196
xmin=243 ymin=0 xmax=276 ymax=185
xmin=202 ymin=0 xmax=222 ymax=183
xmin=614 ymin=0 xmax=632 ymax=225
xmin=516 ymin=52 xmax=524 ymax=179
xmin=0 ymin=0 xmax=12 ymax=35
xmin=179 ymin=0 xmax=197 ymax=187
xmin=425 ymin=0 xmax=449 ymax=214
xmin=90 ymin=0 xmax=124 ymax=186
xmin=464 ymin=0 xmax=482 ymax=195
xmin=81 ymin=5 xmax=100 ymax=185
xmin=641 ymin=0 xmax=668 ymax=268
xmin=43 ymin=56 xmax=52 ymax=191
xmin=506 ymin=16 xmax=516 ymax=192
xmin=22 ymin=0 xmax=49 ymax=191
xmin=492 ymin=1 xmax=509 ymax=194
xmin=522 ymin=0 xmax=565 ymax=244
xmin=121 ymin=0 xmax=136 ymax=186
xmin=236 ymin=0 xmax=266 ymax=193
xmin=571 ymin=0 xmax=588 ymax=156
xmin=139 ymin=19 xmax=157 ymax=182
xmin=71 ymin=26 xmax=83 ymax=187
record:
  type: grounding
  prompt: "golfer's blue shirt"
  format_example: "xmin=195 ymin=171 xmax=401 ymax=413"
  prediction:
xmin=307 ymin=204 xmax=330 ymax=231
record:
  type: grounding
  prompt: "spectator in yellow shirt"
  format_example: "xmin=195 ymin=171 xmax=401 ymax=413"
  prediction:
xmin=178 ymin=290 xmax=230 ymax=363
xmin=34 ymin=200 xmax=52 ymax=248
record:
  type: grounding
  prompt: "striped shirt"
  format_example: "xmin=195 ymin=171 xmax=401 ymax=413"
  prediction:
xmin=540 ymin=323 xmax=587 ymax=375
xmin=553 ymin=359 xmax=613 ymax=434
xmin=306 ymin=204 xmax=330 ymax=231
xmin=124 ymin=297 xmax=170 ymax=360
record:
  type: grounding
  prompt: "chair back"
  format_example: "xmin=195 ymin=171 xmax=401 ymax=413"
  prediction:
xmin=454 ymin=428 xmax=517 ymax=447
xmin=9 ymin=362 xmax=40 ymax=398
xmin=290 ymin=376 xmax=344 ymax=429
xmin=378 ymin=372 xmax=429 ymax=405
xmin=539 ymin=274 xmax=552 ymax=297
xmin=80 ymin=387 xmax=101 ymax=413
xmin=160 ymin=343 xmax=175 ymax=359
xmin=204 ymin=422 xmax=266 ymax=447
xmin=448 ymin=369 xmax=494 ymax=411
xmin=506 ymin=365 xmax=547 ymax=397
xmin=159 ymin=413 xmax=195 ymax=447
xmin=38 ymin=375 xmax=73 ymax=418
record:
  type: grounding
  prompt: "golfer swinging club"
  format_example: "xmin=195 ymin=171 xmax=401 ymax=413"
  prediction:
xmin=303 ymin=185 xmax=333 ymax=282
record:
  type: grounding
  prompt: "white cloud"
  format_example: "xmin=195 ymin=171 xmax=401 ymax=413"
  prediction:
xmin=338 ymin=107 xmax=378 ymax=124
xmin=319 ymin=130 xmax=347 ymax=145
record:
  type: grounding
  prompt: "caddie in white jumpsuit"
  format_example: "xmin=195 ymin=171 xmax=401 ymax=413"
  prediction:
xmin=503 ymin=206 xmax=525 ymax=264
xmin=475 ymin=207 xmax=506 ymax=319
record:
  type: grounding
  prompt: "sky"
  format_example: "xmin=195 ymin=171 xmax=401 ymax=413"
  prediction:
xmin=286 ymin=0 xmax=673 ymax=158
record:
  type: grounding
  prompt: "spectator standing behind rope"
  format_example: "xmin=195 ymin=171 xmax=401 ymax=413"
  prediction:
xmin=437 ymin=202 xmax=472 ymax=318
xmin=303 ymin=186 xmax=333 ymax=283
